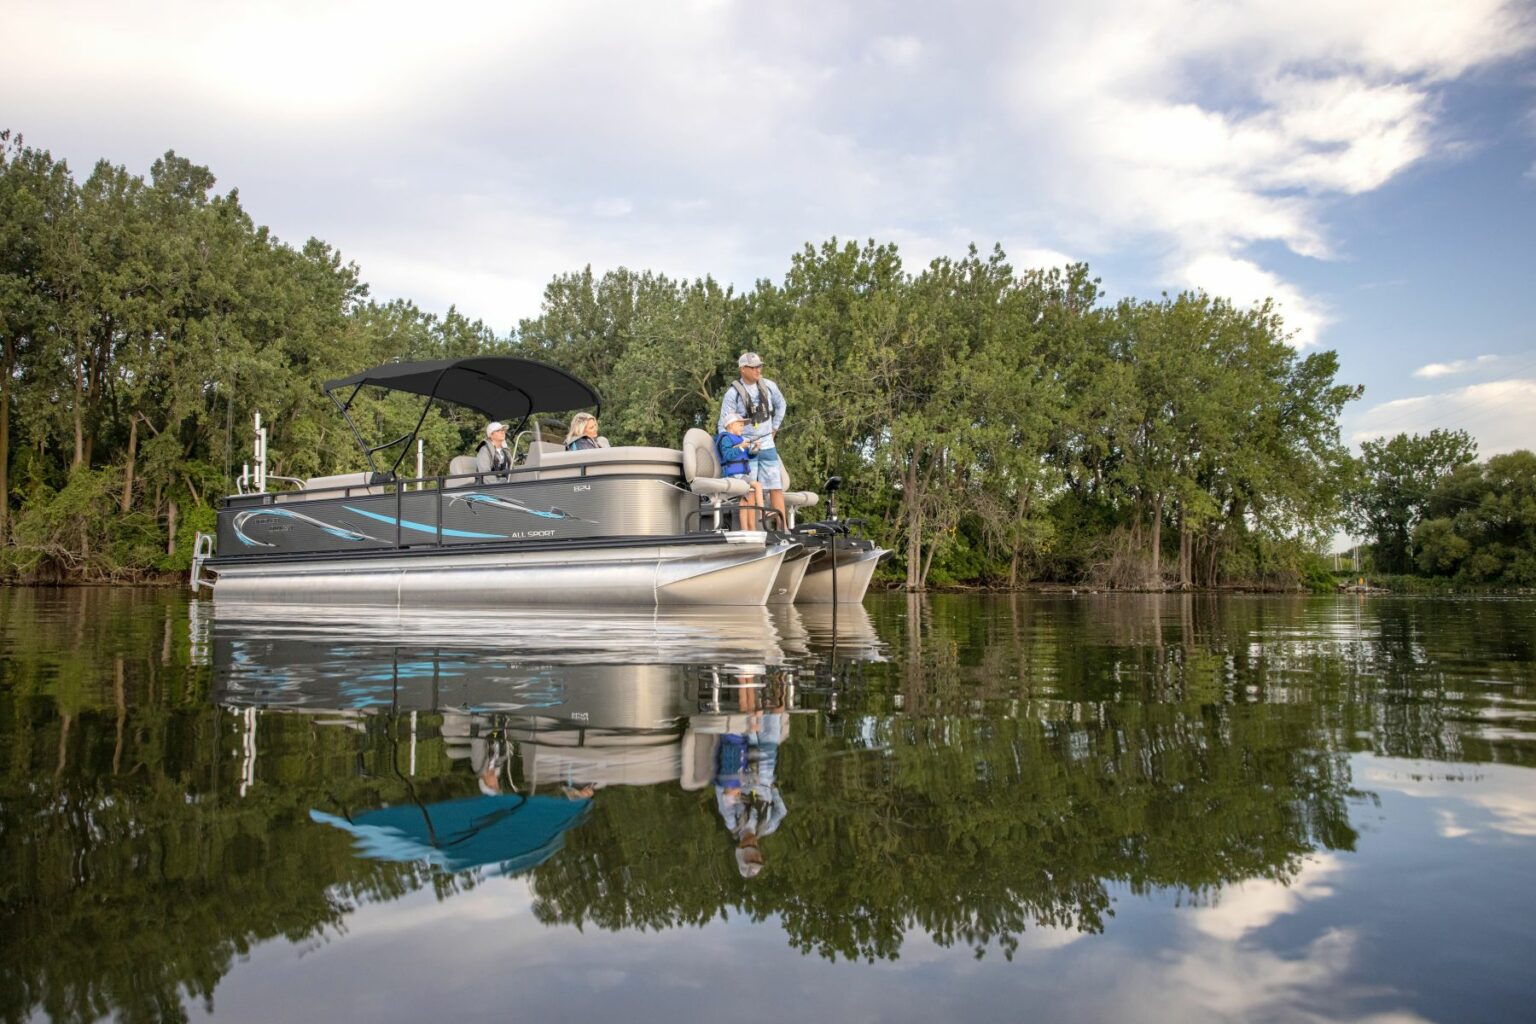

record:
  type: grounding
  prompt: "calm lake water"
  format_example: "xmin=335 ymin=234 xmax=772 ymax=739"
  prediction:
xmin=2 ymin=589 xmax=1533 ymax=1023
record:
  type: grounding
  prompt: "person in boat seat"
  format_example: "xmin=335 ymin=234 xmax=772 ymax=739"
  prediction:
xmin=718 ymin=351 xmax=787 ymax=529
xmin=716 ymin=414 xmax=765 ymax=530
xmin=564 ymin=412 xmax=600 ymax=451
xmin=475 ymin=420 xmax=514 ymax=478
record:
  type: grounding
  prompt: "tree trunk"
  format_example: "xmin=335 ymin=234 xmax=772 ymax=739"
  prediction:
xmin=113 ymin=658 xmax=126 ymax=776
xmin=55 ymin=713 xmax=72 ymax=782
xmin=72 ymin=356 xmax=85 ymax=468
xmin=906 ymin=508 xmax=923 ymax=590
xmin=1150 ymin=493 xmax=1164 ymax=587
xmin=904 ymin=444 xmax=925 ymax=591
xmin=0 ymin=335 xmax=10 ymax=542
xmin=84 ymin=319 xmax=110 ymax=471
xmin=166 ymin=498 xmax=178 ymax=557
xmin=121 ymin=413 xmax=138 ymax=513
xmin=1178 ymin=513 xmax=1191 ymax=589
xmin=905 ymin=591 xmax=925 ymax=685
xmin=1010 ymin=487 xmax=1032 ymax=590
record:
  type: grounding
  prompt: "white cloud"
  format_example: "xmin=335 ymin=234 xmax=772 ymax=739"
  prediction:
xmin=1365 ymin=759 xmax=1536 ymax=838
xmin=1435 ymin=809 xmax=1473 ymax=839
xmin=1078 ymin=855 xmax=1435 ymax=1024
xmin=2 ymin=0 xmax=1533 ymax=339
xmin=1189 ymin=854 xmax=1342 ymax=941
xmin=1177 ymin=254 xmax=1330 ymax=347
xmin=1004 ymin=0 xmax=1534 ymax=342
xmin=590 ymin=198 xmax=635 ymax=219
xmin=1412 ymin=355 xmax=1497 ymax=378
xmin=868 ymin=34 xmax=923 ymax=68
xmin=1350 ymin=378 xmax=1536 ymax=455
xmin=1012 ymin=247 xmax=1079 ymax=272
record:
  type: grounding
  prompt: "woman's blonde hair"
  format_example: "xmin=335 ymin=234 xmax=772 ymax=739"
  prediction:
xmin=564 ymin=412 xmax=597 ymax=446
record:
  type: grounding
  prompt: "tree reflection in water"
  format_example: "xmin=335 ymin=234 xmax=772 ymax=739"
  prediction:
xmin=1 ymin=589 xmax=1532 ymax=1020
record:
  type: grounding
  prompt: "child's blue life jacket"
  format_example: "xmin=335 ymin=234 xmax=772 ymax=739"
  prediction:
xmin=716 ymin=431 xmax=751 ymax=477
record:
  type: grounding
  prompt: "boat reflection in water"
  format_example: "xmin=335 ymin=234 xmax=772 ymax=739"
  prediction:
xmin=203 ymin=600 xmax=883 ymax=879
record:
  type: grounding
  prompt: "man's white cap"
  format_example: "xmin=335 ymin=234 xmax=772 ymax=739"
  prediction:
xmin=736 ymin=846 xmax=765 ymax=878
xmin=738 ymin=352 xmax=763 ymax=368
xmin=486 ymin=421 xmax=507 ymax=436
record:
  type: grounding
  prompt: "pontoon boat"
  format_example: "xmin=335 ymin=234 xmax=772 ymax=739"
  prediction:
xmin=191 ymin=357 xmax=885 ymax=606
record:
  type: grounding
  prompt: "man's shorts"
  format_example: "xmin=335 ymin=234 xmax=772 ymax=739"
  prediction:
xmin=751 ymin=449 xmax=784 ymax=490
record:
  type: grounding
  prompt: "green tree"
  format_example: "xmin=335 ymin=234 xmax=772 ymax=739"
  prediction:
xmin=0 ymin=132 xmax=76 ymax=544
xmin=1413 ymin=449 xmax=1536 ymax=584
xmin=1350 ymin=429 xmax=1478 ymax=574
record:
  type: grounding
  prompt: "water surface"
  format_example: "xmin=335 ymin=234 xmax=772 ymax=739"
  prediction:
xmin=2 ymin=590 xmax=1533 ymax=1023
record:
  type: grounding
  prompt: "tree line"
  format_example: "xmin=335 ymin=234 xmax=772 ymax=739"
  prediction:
xmin=1350 ymin=429 xmax=1536 ymax=586
xmin=3 ymin=132 xmax=1526 ymax=588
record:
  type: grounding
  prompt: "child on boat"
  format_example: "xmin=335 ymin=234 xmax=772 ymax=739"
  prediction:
xmin=716 ymin=415 xmax=765 ymax=530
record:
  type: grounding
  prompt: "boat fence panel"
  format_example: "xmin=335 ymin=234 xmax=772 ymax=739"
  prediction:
xmin=217 ymin=476 xmax=696 ymax=557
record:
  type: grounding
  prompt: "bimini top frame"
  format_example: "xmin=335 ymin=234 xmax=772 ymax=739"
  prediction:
xmin=322 ymin=356 xmax=603 ymax=478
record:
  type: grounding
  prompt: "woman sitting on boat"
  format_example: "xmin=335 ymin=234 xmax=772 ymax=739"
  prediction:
xmin=564 ymin=413 xmax=601 ymax=451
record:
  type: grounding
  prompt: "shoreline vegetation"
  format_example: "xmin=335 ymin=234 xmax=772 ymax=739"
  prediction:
xmin=3 ymin=134 xmax=1533 ymax=591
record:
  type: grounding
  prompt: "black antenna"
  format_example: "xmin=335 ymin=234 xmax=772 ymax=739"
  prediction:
xmin=824 ymin=476 xmax=843 ymax=643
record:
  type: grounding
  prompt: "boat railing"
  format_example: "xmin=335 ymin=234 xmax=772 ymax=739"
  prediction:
xmin=235 ymin=473 xmax=307 ymax=496
xmin=226 ymin=448 xmax=690 ymax=508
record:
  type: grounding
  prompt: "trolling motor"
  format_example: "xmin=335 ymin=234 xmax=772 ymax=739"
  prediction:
xmin=823 ymin=475 xmax=842 ymax=520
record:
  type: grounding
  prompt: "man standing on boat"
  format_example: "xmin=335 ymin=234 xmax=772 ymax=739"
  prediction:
xmin=718 ymin=352 xmax=787 ymax=529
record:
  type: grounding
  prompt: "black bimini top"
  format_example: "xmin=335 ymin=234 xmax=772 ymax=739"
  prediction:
xmin=323 ymin=357 xmax=601 ymax=420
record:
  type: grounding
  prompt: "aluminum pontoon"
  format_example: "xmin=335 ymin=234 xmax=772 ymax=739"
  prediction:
xmin=192 ymin=356 xmax=885 ymax=606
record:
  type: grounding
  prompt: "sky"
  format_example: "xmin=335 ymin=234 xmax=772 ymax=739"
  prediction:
xmin=5 ymin=0 xmax=1536 ymax=460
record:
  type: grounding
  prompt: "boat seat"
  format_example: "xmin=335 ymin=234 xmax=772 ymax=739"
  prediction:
xmin=535 ymin=445 xmax=685 ymax=481
xmin=522 ymin=440 xmax=562 ymax=465
xmin=682 ymin=428 xmax=750 ymax=499
xmin=272 ymin=471 xmax=388 ymax=502
xmin=513 ymin=440 xmax=563 ymax=480
xmin=678 ymin=713 xmax=763 ymax=790
xmin=518 ymin=740 xmax=681 ymax=788
xmin=780 ymin=465 xmax=819 ymax=528
xmin=446 ymin=455 xmax=479 ymax=481
xmin=679 ymin=729 xmax=718 ymax=791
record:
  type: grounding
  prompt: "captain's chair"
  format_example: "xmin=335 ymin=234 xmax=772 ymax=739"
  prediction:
xmin=508 ymin=439 xmax=560 ymax=481
xmin=524 ymin=439 xmax=561 ymax=461
xmin=682 ymin=428 xmax=750 ymax=528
